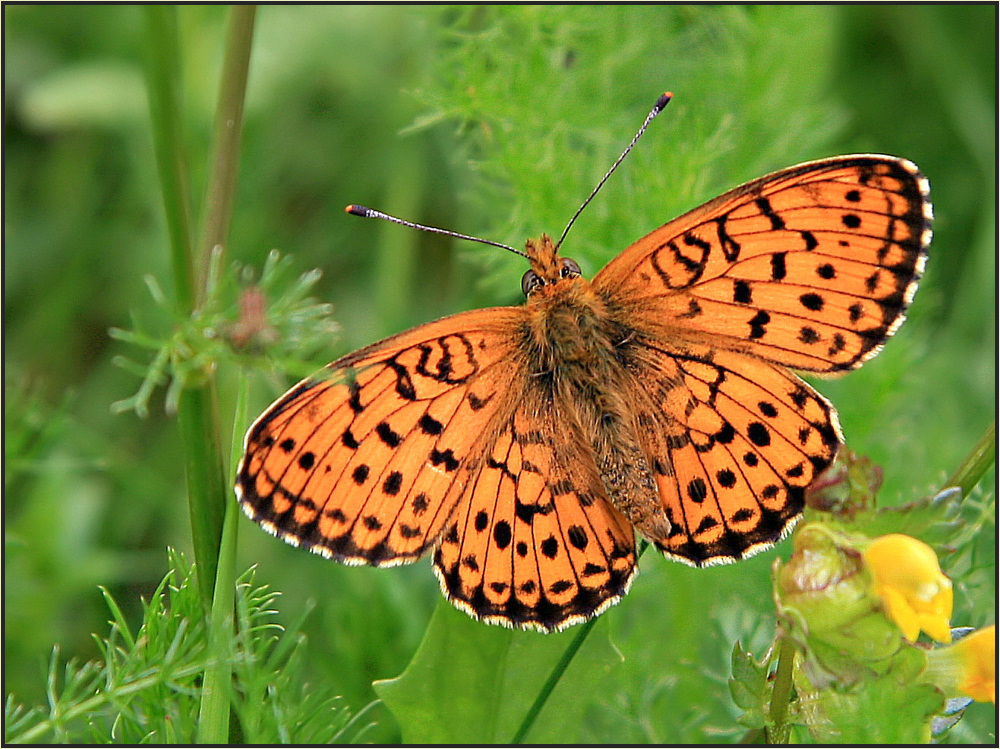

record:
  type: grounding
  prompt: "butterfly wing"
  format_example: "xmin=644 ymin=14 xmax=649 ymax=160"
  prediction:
xmin=433 ymin=388 xmax=637 ymax=632
xmin=239 ymin=304 xmax=638 ymax=631
xmin=594 ymin=155 xmax=931 ymax=373
xmin=237 ymin=308 xmax=526 ymax=566
xmin=624 ymin=339 xmax=840 ymax=564
xmin=592 ymin=155 xmax=931 ymax=565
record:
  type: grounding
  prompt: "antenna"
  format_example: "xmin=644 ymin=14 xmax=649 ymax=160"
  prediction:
xmin=345 ymin=204 xmax=529 ymax=259
xmin=555 ymin=91 xmax=672 ymax=251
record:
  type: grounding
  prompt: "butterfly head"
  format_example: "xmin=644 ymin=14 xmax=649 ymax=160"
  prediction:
xmin=522 ymin=234 xmax=583 ymax=297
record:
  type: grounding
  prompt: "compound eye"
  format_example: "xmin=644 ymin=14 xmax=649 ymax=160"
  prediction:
xmin=521 ymin=270 xmax=542 ymax=296
xmin=560 ymin=257 xmax=582 ymax=278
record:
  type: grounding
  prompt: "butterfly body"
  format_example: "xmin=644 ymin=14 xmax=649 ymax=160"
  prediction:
xmin=520 ymin=234 xmax=675 ymax=541
xmin=238 ymin=154 xmax=931 ymax=632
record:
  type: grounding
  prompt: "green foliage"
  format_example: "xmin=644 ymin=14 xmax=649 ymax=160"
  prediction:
xmin=5 ymin=4 xmax=995 ymax=744
xmin=4 ymin=550 xmax=362 ymax=744
xmin=375 ymin=599 xmax=621 ymax=743
xmin=728 ymin=641 xmax=771 ymax=730
xmin=109 ymin=249 xmax=340 ymax=418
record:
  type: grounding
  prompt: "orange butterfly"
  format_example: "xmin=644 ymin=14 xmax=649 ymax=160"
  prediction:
xmin=236 ymin=94 xmax=931 ymax=632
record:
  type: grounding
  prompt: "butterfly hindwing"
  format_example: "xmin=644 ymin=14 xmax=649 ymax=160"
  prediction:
xmin=237 ymin=309 xmax=525 ymax=566
xmin=625 ymin=339 xmax=840 ymax=564
xmin=433 ymin=392 xmax=637 ymax=631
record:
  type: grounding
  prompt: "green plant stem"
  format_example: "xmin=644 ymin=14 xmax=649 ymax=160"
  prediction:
xmin=143 ymin=6 xmax=256 ymax=610
xmin=143 ymin=6 xmax=196 ymax=314
xmin=510 ymin=616 xmax=596 ymax=744
xmin=511 ymin=540 xmax=650 ymax=743
xmin=196 ymin=374 xmax=251 ymax=744
xmin=197 ymin=5 xmax=257 ymax=304
xmin=943 ymin=420 xmax=995 ymax=498
xmin=143 ymin=7 xmax=222 ymax=606
xmin=765 ymin=635 xmax=796 ymax=744
xmin=177 ymin=386 xmax=228 ymax=607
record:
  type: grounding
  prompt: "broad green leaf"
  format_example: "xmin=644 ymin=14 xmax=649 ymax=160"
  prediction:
xmin=374 ymin=599 xmax=623 ymax=743
xmin=729 ymin=640 xmax=769 ymax=728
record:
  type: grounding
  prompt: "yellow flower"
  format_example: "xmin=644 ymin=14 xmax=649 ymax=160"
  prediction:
xmin=954 ymin=626 xmax=995 ymax=703
xmin=863 ymin=534 xmax=952 ymax=643
xmin=926 ymin=626 xmax=996 ymax=704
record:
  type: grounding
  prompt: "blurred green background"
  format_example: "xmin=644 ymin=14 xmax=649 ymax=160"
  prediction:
xmin=5 ymin=5 xmax=995 ymax=742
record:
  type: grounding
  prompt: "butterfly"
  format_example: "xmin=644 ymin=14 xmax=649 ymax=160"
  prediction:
xmin=236 ymin=95 xmax=931 ymax=632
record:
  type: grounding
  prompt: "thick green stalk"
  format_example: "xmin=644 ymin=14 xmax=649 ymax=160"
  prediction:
xmin=765 ymin=635 xmax=797 ymax=744
xmin=142 ymin=5 xmax=256 ymax=609
xmin=196 ymin=373 xmax=251 ymax=743
xmin=197 ymin=5 xmax=257 ymax=302
xmin=943 ymin=420 xmax=995 ymax=498
xmin=176 ymin=385 xmax=228 ymax=607
xmin=142 ymin=6 xmax=196 ymax=314
xmin=143 ymin=7 xmax=221 ymax=605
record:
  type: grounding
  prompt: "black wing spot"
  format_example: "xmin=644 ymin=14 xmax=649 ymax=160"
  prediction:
xmin=715 ymin=422 xmax=736 ymax=444
xmin=419 ymin=413 xmax=443 ymax=435
xmin=687 ymin=477 xmax=708 ymax=503
xmin=716 ymin=469 xmax=737 ymax=488
xmin=412 ymin=492 xmax=429 ymax=515
xmin=567 ymin=525 xmax=588 ymax=550
xmin=348 ymin=382 xmax=364 ymax=413
xmin=747 ymin=422 xmax=771 ymax=447
xmin=748 ymin=310 xmax=770 ymax=339
xmin=430 ymin=448 xmax=459 ymax=472
xmin=842 ymin=213 xmax=861 ymax=229
xmin=382 ymin=471 xmax=403 ymax=496
xmin=298 ymin=452 xmax=315 ymax=470
xmin=550 ymin=579 xmax=573 ymax=594
xmin=475 ymin=510 xmax=489 ymax=532
xmin=541 ymin=536 xmax=559 ymax=559
xmin=733 ymin=280 xmax=752 ymax=304
xmin=694 ymin=516 xmax=719 ymax=534
xmin=770 ymin=252 xmax=787 ymax=280
xmin=375 ymin=421 xmax=403 ymax=447
xmin=493 ymin=520 xmax=512 ymax=549
xmin=800 ymin=293 xmax=824 ymax=312
xmin=352 ymin=464 xmax=370 ymax=484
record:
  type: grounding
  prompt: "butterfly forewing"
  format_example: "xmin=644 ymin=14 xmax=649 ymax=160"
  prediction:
xmin=237 ymin=309 xmax=525 ymax=565
xmin=594 ymin=156 xmax=931 ymax=373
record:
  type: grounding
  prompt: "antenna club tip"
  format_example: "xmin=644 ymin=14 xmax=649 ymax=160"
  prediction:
xmin=345 ymin=204 xmax=368 ymax=216
xmin=656 ymin=91 xmax=673 ymax=110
